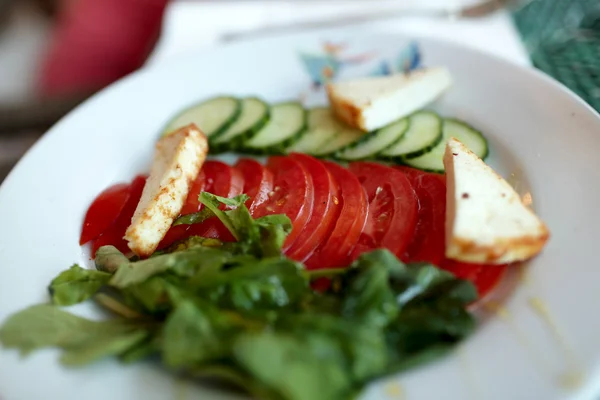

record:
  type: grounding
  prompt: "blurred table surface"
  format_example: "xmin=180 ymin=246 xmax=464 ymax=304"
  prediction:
xmin=0 ymin=0 xmax=530 ymax=184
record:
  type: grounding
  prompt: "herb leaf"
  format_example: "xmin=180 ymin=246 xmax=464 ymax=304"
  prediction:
xmin=95 ymin=246 xmax=130 ymax=273
xmin=0 ymin=305 xmax=143 ymax=356
xmin=174 ymin=193 xmax=292 ymax=258
xmin=49 ymin=265 xmax=111 ymax=306
xmin=109 ymin=246 xmax=232 ymax=288
xmin=196 ymin=257 xmax=308 ymax=312
xmin=161 ymin=301 xmax=233 ymax=368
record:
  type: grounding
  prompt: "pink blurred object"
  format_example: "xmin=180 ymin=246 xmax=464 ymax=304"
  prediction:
xmin=37 ymin=0 xmax=171 ymax=98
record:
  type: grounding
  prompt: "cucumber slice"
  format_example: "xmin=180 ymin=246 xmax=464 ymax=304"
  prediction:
xmin=287 ymin=107 xmax=340 ymax=154
xmin=380 ymin=111 xmax=442 ymax=161
xmin=312 ymin=124 xmax=365 ymax=157
xmin=336 ymin=118 xmax=409 ymax=161
xmin=243 ymin=102 xmax=307 ymax=154
xmin=403 ymin=118 xmax=489 ymax=173
xmin=162 ymin=96 xmax=241 ymax=138
xmin=212 ymin=97 xmax=270 ymax=150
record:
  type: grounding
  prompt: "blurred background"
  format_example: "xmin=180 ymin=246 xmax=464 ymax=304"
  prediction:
xmin=0 ymin=0 xmax=598 ymax=183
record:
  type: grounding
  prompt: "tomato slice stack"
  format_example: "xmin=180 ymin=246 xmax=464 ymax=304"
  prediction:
xmin=284 ymin=154 xmax=340 ymax=262
xmin=349 ymin=162 xmax=419 ymax=260
xmin=88 ymin=175 xmax=147 ymax=256
xmin=397 ymin=166 xmax=447 ymax=266
xmin=253 ymin=156 xmax=314 ymax=250
xmin=80 ymin=155 xmax=509 ymax=299
xmin=235 ymin=158 xmax=274 ymax=212
xmin=304 ymin=161 xmax=367 ymax=269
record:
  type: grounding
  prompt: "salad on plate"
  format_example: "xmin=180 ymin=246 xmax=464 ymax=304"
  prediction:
xmin=0 ymin=66 xmax=550 ymax=400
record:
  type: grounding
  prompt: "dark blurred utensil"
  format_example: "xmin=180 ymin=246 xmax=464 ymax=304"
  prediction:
xmin=0 ymin=92 xmax=94 ymax=135
xmin=221 ymin=0 xmax=526 ymax=42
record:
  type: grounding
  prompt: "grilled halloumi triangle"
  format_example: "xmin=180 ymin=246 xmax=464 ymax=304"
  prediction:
xmin=444 ymin=138 xmax=550 ymax=264
xmin=326 ymin=67 xmax=452 ymax=132
xmin=125 ymin=124 xmax=208 ymax=257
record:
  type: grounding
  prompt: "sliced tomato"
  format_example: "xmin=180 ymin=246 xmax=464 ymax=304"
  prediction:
xmin=158 ymin=161 xmax=244 ymax=249
xmin=194 ymin=162 xmax=245 ymax=238
xmin=235 ymin=158 xmax=274 ymax=212
xmin=186 ymin=217 xmax=236 ymax=242
xmin=180 ymin=170 xmax=206 ymax=216
xmin=396 ymin=166 xmax=447 ymax=266
xmin=202 ymin=160 xmax=245 ymax=202
xmin=305 ymin=160 xmax=367 ymax=269
xmin=441 ymin=259 xmax=508 ymax=299
xmin=285 ymin=153 xmax=340 ymax=261
xmin=253 ymin=156 xmax=314 ymax=250
xmin=79 ymin=182 xmax=131 ymax=245
xmin=349 ymin=162 xmax=418 ymax=259
xmin=91 ymin=175 xmax=147 ymax=256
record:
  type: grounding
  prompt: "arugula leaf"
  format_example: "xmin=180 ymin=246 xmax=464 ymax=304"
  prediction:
xmin=173 ymin=193 xmax=292 ymax=258
xmin=172 ymin=207 xmax=215 ymax=227
xmin=48 ymin=265 xmax=111 ymax=306
xmin=163 ymin=237 xmax=225 ymax=253
xmin=254 ymin=215 xmax=293 ymax=257
xmin=234 ymin=325 xmax=360 ymax=400
xmin=119 ymin=335 xmax=160 ymax=364
xmin=109 ymin=246 xmax=233 ymax=288
xmin=0 ymin=305 xmax=145 ymax=358
xmin=338 ymin=250 xmax=402 ymax=327
xmin=196 ymin=257 xmax=309 ymax=312
xmin=60 ymin=330 xmax=149 ymax=366
xmin=95 ymin=246 xmax=130 ymax=273
xmin=161 ymin=301 xmax=234 ymax=368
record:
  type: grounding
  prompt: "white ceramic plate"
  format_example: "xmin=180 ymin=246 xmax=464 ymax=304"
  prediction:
xmin=1 ymin=31 xmax=600 ymax=400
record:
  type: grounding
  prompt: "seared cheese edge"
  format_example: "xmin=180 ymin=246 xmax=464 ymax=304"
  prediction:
xmin=327 ymin=67 xmax=452 ymax=132
xmin=444 ymin=138 xmax=550 ymax=264
xmin=124 ymin=124 xmax=208 ymax=257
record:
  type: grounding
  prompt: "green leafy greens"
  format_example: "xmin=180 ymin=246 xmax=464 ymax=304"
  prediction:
xmin=0 ymin=192 xmax=478 ymax=400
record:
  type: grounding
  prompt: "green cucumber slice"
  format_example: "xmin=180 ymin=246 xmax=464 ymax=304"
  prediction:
xmin=162 ymin=96 xmax=240 ymax=138
xmin=404 ymin=118 xmax=489 ymax=173
xmin=336 ymin=117 xmax=409 ymax=161
xmin=287 ymin=107 xmax=340 ymax=154
xmin=312 ymin=124 xmax=365 ymax=157
xmin=380 ymin=111 xmax=442 ymax=161
xmin=212 ymin=97 xmax=270 ymax=149
xmin=243 ymin=102 xmax=307 ymax=154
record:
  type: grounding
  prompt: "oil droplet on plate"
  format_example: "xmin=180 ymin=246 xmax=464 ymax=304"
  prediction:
xmin=528 ymin=297 xmax=586 ymax=390
xmin=384 ymin=382 xmax=404 ymax=399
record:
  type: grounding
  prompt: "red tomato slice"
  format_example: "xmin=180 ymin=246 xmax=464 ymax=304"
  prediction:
xmin=158 ymin=161 xmax=244 ymax=249
xmin=235 ymin=158 xmax=274 ymax=212
xmin=203 ymin=160 xmax=245 ymax=202
xmin=396 ymin=166 xmax=447 ymax=266
xmin=441 ymin=260 xmax=508 ymax=299
xmin=304 ymin=160 xmax=367 ymax=269
xmin=180 ymin=170 xmax=206 ymax=216
xmin=91 ymin=175 xmax=147 ymax=256
xmin=80 ymin=182 xmax=131 ymax=245
xmin=253 ymin=156 xmax=314 ymax=250
xmin=285 ymin=154 xmax=340 ymax=261
xmin=187 ymin=217 xmax=236 ymax=242
xmin=349 ymin=162 xmax=418 ymax=259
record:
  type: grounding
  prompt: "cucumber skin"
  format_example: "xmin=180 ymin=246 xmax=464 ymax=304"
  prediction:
xmin=377 ymin=111 xmax=443 ymax=163
xmin=333 ymin=120 xmax=409 ymax=161
xmin=160 ymin=96 xmax=242 ymax=139
xmin=243 ymin=104 xmax=309 ymax=155
xmin=402 ymin=118 xmax=490 ymax=173
xmin=444 ymin=118 xmax=490 ymax=161
xmin=396 ymin=129 xmax=444 ymax=162
xmin=209 ymin=98 xmax=271 ymax=154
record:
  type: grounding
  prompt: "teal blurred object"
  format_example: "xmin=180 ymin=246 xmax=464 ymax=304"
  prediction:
xmin=513 ymin=0 xmax=600 ymax=111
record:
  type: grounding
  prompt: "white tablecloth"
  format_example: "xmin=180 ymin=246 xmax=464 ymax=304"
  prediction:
xmin=148 ymin=1 xmax=532 ymax=68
